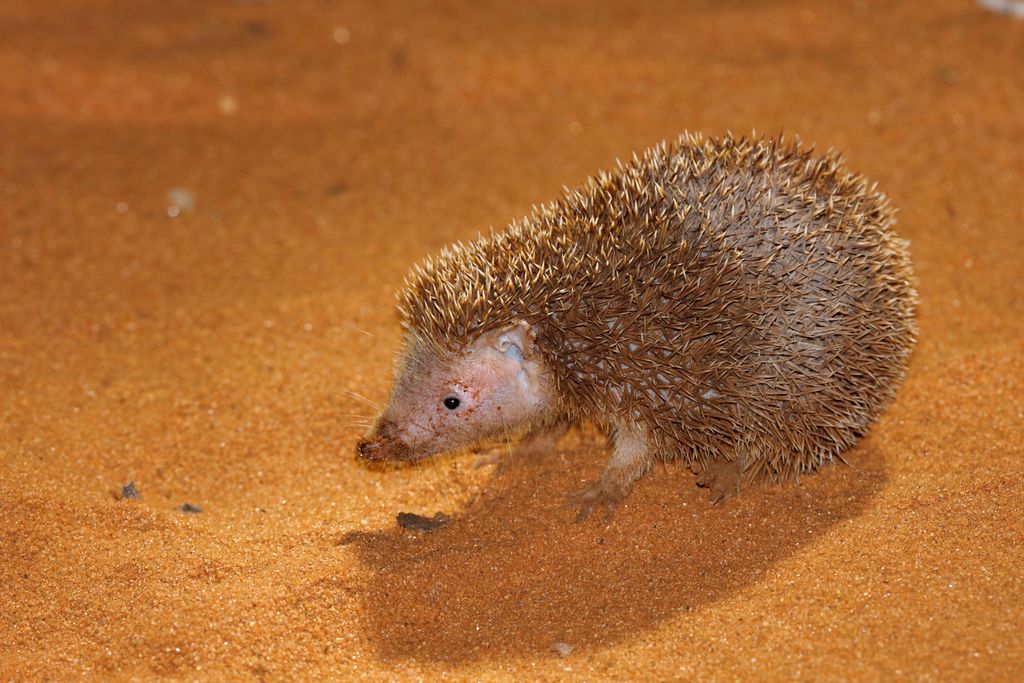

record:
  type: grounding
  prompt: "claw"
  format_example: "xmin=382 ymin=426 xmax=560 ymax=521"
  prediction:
xmin=570 ymin=478 xmax=626 ymax=523
xmin=694 ymin=459 xmax=743 ymax=503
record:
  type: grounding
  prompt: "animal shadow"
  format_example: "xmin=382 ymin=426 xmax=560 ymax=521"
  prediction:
xmin=344 ymin=442 xmax=887 ymax=662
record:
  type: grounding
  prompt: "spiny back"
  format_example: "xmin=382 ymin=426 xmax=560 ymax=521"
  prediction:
xmin=397 ymin=132 xmax=916 ymax=478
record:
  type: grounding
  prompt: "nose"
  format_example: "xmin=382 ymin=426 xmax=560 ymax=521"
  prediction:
xmin=356 ymin=421 xmax=420 ymax=461
xmin=356 ymin=437 xmax=385 ymax=461
xmin=356 ymin=418 xmax=399 ymax=461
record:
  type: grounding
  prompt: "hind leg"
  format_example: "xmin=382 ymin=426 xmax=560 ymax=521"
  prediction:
xmin=572 ymin=419 xmax=652 ymax=522
xmin=693 ymin=444 xmax=754 ymax=503
xmin=694 ymin=459 xmax=744 ymax=503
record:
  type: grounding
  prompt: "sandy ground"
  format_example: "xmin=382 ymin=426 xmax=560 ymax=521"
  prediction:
xmin=1 ymin=0 xmax=1022 ymax=680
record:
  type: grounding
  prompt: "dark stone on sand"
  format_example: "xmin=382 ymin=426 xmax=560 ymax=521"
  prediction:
xmin=119 ymin=482 xmax=140 ymax=500
xmin=396 ymin=511 xmax=450 ymax=533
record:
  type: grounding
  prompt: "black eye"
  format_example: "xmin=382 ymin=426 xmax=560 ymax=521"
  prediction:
xmin=443 ymin=396 xmax=460 ymax=410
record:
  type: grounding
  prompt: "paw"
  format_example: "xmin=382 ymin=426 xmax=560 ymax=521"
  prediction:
xmin=472 ymin=449 xmax=506 ymax=471
xmin=694 ymin=459 xmax=743 ymax=503
xmin=570 ymin=477 xmax=629 ymax=523
xmin=472 ymin=443 xmax=546 ymax=476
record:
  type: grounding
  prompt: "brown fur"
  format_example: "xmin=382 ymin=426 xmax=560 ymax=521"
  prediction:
xmin=369 ymin=132 xmax=917 ymax=514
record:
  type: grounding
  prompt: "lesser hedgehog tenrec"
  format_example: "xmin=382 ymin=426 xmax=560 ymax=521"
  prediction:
xmin=357 ymin=132 xmax=917 ymax=519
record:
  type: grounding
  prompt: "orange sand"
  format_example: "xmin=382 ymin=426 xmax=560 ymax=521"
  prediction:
xmin=1 ymin=1 xmax=1022 ymax=680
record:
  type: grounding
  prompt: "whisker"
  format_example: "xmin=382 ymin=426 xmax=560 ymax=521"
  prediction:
xmin=491 ymin=413 xmax=515 ymax=500
xmin=340 ymin=388 xmax=381 ymax=411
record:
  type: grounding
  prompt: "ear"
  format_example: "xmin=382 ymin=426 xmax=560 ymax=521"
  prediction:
xmin=490 ymin=320 xmax=536 ymax=363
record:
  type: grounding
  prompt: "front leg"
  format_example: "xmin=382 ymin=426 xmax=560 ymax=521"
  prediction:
xmin=572 ymin=419 xmax=653 ymax=522
xmin=514 ymin=419 xmax=570 ymax=461
xmin=474 ymin=419 xmax=570 ymax=472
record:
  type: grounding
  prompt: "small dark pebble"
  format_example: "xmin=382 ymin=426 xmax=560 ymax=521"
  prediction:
xmin=396 ymin=511 xmax=450 ymax=533
xmin=390 ymin=47 xmax=408 ymax=71
xmin=119 ymin=482 xmax=140 ymax=500
xmin=241 ymin=20 xmax=267 ymax=36
xmin=180 ymin=503 xmax=202 ymax=513
xmin=325 ymin=181 xmax=349 ymax=196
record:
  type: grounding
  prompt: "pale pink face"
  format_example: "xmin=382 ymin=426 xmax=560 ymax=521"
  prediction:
xmin=357 ymin=322 xmax=552 ymax=463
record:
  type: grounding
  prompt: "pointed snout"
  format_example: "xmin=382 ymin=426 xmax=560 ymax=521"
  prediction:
xmin=358 ymin=436 xmax=393 ymax=462
xmin=356 ymin=436 xmax=386 ymax=461
xmin=355 ymin=419 xmax=414 ymax=462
